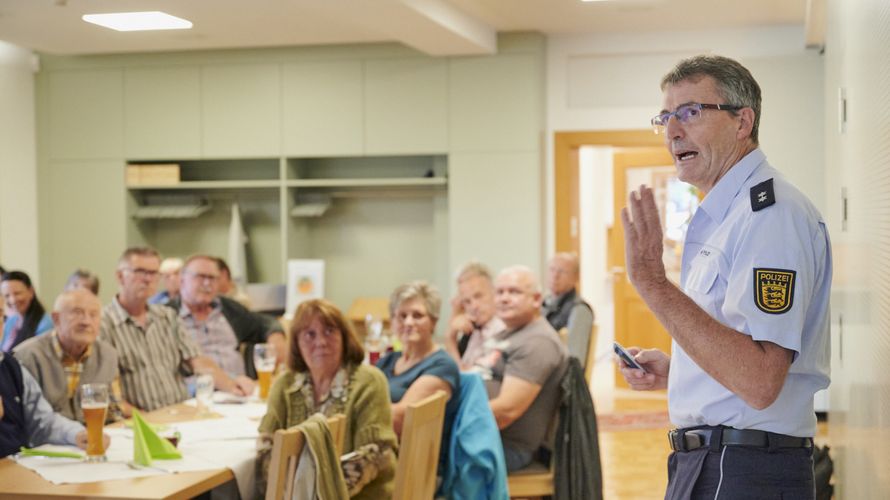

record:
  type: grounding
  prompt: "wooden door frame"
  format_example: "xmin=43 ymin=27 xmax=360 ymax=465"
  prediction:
xmin=553 ymin=130 xmax=663 ymax=252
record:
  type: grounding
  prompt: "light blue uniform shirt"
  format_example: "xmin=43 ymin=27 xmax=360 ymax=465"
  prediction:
xmin=669 ymin=149 xmax=831 ymax=438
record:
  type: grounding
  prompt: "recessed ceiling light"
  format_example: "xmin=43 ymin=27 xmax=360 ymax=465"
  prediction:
xmin=82 ymin=11 xmax=192 ymax=32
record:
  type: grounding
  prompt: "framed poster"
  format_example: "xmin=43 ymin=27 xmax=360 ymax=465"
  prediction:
xmin=285 ymin=259 xmax=325 ymax=318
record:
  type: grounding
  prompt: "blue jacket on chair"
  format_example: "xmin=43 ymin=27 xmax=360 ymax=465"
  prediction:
xmin=440 ymin=372 xmax=509 ymax=500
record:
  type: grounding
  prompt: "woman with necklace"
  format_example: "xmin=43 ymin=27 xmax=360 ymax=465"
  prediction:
xmin=376 ymin=281 xmax=460 ymax=472
xmin=258 ymin=299 xmax=396 ymax=499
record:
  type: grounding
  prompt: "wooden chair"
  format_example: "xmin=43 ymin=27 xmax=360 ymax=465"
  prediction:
xmin=392 ymin=391 xmax=448 ymax=500
xmin=507 ymin=459 xmax=554 ymax=498
xmin=265 ymin=414 xmax=346 ymax=500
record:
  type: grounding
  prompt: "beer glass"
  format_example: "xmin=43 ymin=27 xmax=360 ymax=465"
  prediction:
xmin=195 ymin=373 xmax=215 ymax=415
xmin=80 ymin=383 xmax=108 ymax=462
xmin=253 ymin=343 xmax=277 ymax=400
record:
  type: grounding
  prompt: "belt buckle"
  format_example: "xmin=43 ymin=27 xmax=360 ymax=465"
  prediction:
xmin=668 ymin=429 xmax=686 ymax=452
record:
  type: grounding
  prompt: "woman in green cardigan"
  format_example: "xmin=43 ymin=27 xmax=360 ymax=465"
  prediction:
xmin=258 ymin=299 xmax=397 ymax=499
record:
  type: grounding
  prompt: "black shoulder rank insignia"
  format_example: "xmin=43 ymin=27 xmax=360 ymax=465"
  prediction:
xmin=750 ymin=178 xmax=775 ymax=212
xmin=753 ymin=268 xmax=796 ymax=314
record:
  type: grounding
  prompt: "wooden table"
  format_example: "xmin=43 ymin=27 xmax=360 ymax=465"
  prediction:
xmin=0 ymin=404 xmax=237 ymax=500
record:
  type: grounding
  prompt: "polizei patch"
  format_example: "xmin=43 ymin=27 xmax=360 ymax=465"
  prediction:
xmin=753 ymin=268 xmax=796 ymax=314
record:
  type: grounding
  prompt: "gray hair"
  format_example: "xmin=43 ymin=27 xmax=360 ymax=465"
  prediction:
xmin=389 ymin=280 xmax=442 ymax=321
xmin=661 ymin=54 xmax=762 ymax=144
xmin=497 ymin=265 xmax=541 ymax=295
xmin=53 ymin=288 xmax=101 ymax=313
xmin=456 ymin=261 xmax=493 ymax=285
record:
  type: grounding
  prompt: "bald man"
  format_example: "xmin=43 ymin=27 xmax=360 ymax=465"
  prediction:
xmin=473 ymin=266 xmax=568 ymax=471
xmin=15 ymin=289 xmax=128 ymax=422
xmin=542 ymin=253 xmax=594 ymax=366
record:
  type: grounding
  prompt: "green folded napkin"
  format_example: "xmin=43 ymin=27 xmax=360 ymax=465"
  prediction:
xmin=132 ymin=409 xmax=182 ymax=466
xmin=19 ymin=447 xmax=84 ymax=459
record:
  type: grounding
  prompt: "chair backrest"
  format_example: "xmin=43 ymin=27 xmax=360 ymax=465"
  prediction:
xmin=266 ymin=427 xmax=306 ymax=500
xmin=265 ymin=414 xmax=346 ymax=500
xmin=584 ymin=325 xmax=598 ymax=385
xmin=392 ymin=390 xmax=448 ymax=500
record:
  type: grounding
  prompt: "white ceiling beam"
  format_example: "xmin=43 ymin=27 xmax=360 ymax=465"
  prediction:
xmin=345 ymin=0 xmax=497 ymax=56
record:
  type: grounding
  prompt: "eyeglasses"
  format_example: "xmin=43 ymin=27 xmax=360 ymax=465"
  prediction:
xmin=651 ymin=103 xmax=744 ymax=134
xmin=185 ymin=272 xmax=219 ymax=283
xmin=298 ymin=327 xmax=338 ymax=343
xmin=123 ymin=267 xmax=159 ymax=279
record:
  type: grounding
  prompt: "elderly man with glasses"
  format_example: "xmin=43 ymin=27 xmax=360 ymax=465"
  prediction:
xmin=167 ymin=255 xmax=285 ymax=395
xmin=618 ymin=55 xmax=831 ymax=499
xmin=100 ymin=247 xmax=250 ymax=411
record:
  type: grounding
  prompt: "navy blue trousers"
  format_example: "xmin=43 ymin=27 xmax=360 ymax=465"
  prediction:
xmin=665 ymin=445 xmax=815 ymax=500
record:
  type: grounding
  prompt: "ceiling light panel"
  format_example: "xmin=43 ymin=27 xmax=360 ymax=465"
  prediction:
xmin=82 ymin=11 xmax=193 ymax=32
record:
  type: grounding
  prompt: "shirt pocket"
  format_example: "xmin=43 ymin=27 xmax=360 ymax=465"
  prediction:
xmin=684 ymin=254 xmax=723 ymax=317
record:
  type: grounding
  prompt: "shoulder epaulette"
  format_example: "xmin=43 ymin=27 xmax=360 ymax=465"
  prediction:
xmin=750 ymin=178 xmax=775 ymax=212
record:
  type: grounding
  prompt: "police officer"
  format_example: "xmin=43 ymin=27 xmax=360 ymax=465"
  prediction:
xmin=618 ymin=54 xmax=831 ymax=499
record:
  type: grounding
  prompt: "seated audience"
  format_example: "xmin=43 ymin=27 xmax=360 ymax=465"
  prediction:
xmin=215 ymin=257 xmax=252 ymax=308
xmin=444 ymin=262 xmax=505 ymax=370
xmin=100 ymin=247 xmax=254 ymax=411
xmin=1 ymin=270 xmax=53 ymax=353
xmin=377 ymin=281 xmax=459 ymax=467
xmin=64 ymin=269 xmax=100 ymax=296
xmin=168 ymin=255 xmax=285 ymax=382
xmin=1 ymin=305 xmax=107 ymax=458
xmin=473 ymin=265 xmax=568 ymax=471
xmin=148 ymin=257 xmax=182 ymax=305
xmin=541 ymin=253 xmax=594 ymax=363
xmin=258 ymin=299 xmax=396 ymax=499
xmin=15 ymin=289 xmax=128 ymax=422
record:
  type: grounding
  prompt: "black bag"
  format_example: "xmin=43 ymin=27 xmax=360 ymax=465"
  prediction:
xmin=813 ymin=444 xmax=834 ymax=500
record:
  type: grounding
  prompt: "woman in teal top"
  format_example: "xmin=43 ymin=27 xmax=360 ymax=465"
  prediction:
xmin=376 ymin=281 xmax=460 ymax=471
xmin=1 ymin=271 xmax=53 ymax=353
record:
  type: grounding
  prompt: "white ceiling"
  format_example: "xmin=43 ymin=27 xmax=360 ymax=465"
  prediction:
xmin=0 ymin=0 xmax=807 ymax=56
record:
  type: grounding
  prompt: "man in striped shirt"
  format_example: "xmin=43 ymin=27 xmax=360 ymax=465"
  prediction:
xmin=100 ymin=247 xmax=252 ymax=412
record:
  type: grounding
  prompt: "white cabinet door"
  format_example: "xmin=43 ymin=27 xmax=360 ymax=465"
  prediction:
xmin=202 ymin=63 xmax=281 ymax=157
xmin=364 ymin=58 xmax=448 ymax=155
xmin=48 ymin=69 xmax=123 ymax=160
xmin=124 ymin=66 xmax=202 ymax=159
xmin=282 ymin=60 xmax=364 ymax=157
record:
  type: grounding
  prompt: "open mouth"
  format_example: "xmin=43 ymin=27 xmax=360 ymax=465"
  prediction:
xmin=676 ymin=150 xmax=699 ymax=161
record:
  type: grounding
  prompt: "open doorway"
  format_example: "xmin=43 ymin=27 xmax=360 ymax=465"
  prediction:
xmin=554 ymin=130 xmax=690 ymax=410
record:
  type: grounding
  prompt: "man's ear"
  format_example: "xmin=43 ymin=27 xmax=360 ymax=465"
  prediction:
xmin=736 ymin=107 xmax=756 ymax=140
xmin=51 ymin=311 xmax=61 ymax=325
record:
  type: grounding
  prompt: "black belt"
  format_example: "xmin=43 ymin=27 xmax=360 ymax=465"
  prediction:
xmin=668 ymin=426 xmax=813 ymax=452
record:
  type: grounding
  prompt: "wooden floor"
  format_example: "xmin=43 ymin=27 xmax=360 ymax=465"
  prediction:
xmin=597 ymin=389 xmax=672 ymax=499
xmin=595 ymin=389 xmax=831 ymax=499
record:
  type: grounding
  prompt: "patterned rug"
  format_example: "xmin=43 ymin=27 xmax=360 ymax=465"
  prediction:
xmin=596 ymin=410 xmax=672 ymax=432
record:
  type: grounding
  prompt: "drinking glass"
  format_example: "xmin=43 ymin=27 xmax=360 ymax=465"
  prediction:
xmin=195 ymin=373 xmax=215 ymax=415
xmin=253 ymin=343 xmax=277 ymax=400
xmin=80 ymin=383 xmax=109 ymax=462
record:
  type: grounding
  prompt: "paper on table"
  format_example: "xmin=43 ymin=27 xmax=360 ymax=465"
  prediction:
xmin=14 ymin=410 xmax=260 ymax=497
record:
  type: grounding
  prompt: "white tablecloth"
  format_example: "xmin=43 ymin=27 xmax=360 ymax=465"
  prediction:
xmin=14 ymin=396 xmax=269 ymax=500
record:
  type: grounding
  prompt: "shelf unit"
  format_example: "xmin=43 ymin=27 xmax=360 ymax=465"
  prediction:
xmin=125 ymin=155 xmax=449 ymax=292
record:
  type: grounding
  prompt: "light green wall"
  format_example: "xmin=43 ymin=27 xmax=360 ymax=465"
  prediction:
xmin=35 ymin=33 xmax=546 ymax=311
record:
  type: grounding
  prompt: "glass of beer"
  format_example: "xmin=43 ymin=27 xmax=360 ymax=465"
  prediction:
xmin=253 ymin=343 xmax=277 ymax=400
xmin=80 ymin=383 xmax=108 ymax=462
